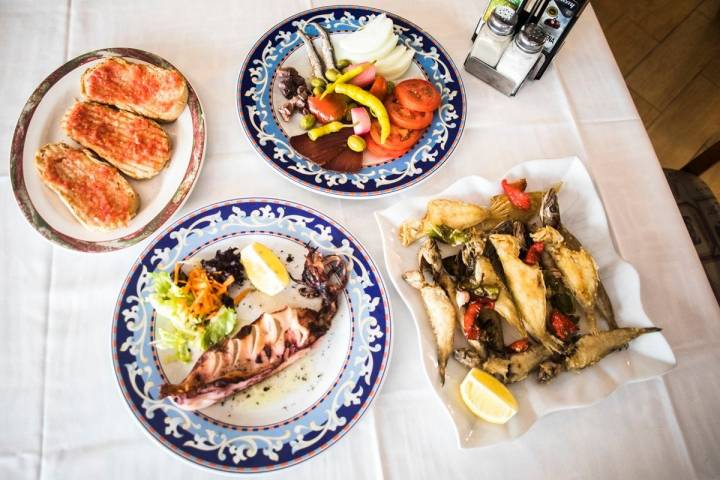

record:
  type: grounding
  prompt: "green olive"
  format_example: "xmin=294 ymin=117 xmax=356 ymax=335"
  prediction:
xmin=347 ymin=135 xmax=366 ymax=152
xmin=335 ymin=59 xmax=351 ymax=70
xmin=325 ymin=68 xmax=340 ymax=82
xmin=386 ymin=81 xmax=395 ymax=97
xmin=346 ymin=102 xmax=358 ymax=110
xmin=310 ymin=77 xmax=326 ymax=88
xmin=300 ymin=114 xmax=316 ymax=130
xmin=312 ymin=86 xmax=324 ymax=97
xmin=344 ymin=109 xmax=354 ymax=122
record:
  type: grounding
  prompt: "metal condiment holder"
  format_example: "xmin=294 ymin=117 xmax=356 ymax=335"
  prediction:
xmin=463 ymin=53 xmax=543 ymax=97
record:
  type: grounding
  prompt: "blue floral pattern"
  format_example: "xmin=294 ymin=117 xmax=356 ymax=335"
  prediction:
xmin=112 ymin=198 xmax=391 ymax=473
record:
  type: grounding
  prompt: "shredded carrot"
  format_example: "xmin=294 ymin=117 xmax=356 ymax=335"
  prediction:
xmin=233 ymin=288 xmax=252 ymax=306
xmin=179 ymin=266 xmax=234 ymax=318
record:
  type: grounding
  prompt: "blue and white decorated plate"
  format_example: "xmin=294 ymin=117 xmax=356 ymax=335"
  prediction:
xmin=237 ymin=6 xmax=466 ymax=198
xmin=112 ymin=198 xmax=392 ymax=473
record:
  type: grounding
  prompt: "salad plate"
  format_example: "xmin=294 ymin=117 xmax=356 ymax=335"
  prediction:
xmin=112 ymin=198 xmax=391 ymax=473
xmin=375 ymin=157 xmax=676 ymax=447
xmin=237 ymin=5 xmax=466 ymax=199
xmin=10 ymin=47 xmax=206 ymax=252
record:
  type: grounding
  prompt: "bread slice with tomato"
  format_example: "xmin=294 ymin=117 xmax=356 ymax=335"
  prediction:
xmin=81 ymin=57 xmax=188 ymax=122
xmin=35 ymin=143 xmax=139 ymax=230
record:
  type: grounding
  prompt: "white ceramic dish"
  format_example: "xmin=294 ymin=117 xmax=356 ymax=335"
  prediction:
xmin=375 ymin=156 xmax=676 ymax=448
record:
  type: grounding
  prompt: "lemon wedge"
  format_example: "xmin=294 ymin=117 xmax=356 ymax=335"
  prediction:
xmin=460 ymin=368 xmax=518 ymax=424
xmin=240 ymin=242 xmax=290 ymax=296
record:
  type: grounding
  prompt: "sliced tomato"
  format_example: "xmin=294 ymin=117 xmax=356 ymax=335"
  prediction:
xmin=366 ymin=136 xmax=410 ymax=158
xmin=307 ymin=93 xmax=347 ymax=123
xmin=386 ymin=95 xmax=434 ymax=129
xmin=395 ymin=79 xmax=441 ymax=112
xmin=369 ymin=120 xmax=422 ymax=151
xmin=368 ymin=75 xmax=388 ymax=102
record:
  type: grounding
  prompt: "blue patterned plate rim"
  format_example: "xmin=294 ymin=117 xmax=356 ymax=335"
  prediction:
xmin=236 ymin=5 xmax=466 ymax=199
xmin=111 ymin=197 xmax=393 ymax=473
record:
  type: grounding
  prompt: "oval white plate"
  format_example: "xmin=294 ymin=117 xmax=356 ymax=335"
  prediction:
xmin=10 ymin=47 xmax=206 ymax=252
xmin=375 ymin=157 xmax=676 ymax=448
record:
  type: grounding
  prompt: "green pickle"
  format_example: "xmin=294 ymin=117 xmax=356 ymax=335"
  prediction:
xmin=310 ymin=77 xmax=326 ymax=88
xmin=347 ymin=135 xmax=366 ymax=152
xmin=324 ymin=68 xmax=340 ymax=82
xmin=312 ymin=86 xmax=324 ymax=97
xmin=300 ymin=114 xmax=316 ymax=130
xmin=335 ymin=59 xmax=351 ymax=70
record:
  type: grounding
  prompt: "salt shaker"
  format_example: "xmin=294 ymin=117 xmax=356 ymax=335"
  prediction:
xmin=470 ymin=8 xmax=517 ymax=68
xmin=496 ymin=23 xmax=546 ymax=87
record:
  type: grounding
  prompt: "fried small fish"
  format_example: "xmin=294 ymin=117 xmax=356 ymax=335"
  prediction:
xmin=489 ymin=234 xmax=564 ymax=353
xmin=539 ymin=187 xmax=617 ymax=330
xmin=399 ymin=199 xmax=488 ymax=246
xmin=403 ymin=270 xmax=455 ymax=385
xmin=482 ymin=344 xmax=553 ymax=384
xmin=564 ymin=327 xmax=661 ymax=371
xmin=532 ymin=225 xmax=600 ymax=333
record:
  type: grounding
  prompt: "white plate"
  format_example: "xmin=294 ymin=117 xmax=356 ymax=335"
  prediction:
xmin=375 ymin=156 xmax=676 ymax=447
xmin=10 ymin=48 xmax=206 ymax=252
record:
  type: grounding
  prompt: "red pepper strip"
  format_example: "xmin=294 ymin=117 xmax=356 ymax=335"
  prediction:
xmin=463 ymin=298 xmax=495 ymax=341
xmin=550 ymin=310 xmax=578 ymax=341
xmin=524 ymin=242 xmax=545 ymax=265
xmin=501 ymin=179 xmax=531 ymax=210
xmin=507 ymin=338 xmax=530 ymax=353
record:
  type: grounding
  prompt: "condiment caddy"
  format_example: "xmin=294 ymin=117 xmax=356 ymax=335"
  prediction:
xmin=465 ymin=0 xmax=588 ymax=96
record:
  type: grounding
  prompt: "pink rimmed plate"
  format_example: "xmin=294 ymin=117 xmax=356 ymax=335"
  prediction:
xmin=10 ymin=47 xmax=206 ymax=252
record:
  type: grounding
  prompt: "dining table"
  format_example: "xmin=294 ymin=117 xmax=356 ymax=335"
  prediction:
xmin=2 ymin=0 xmax=719 ymax=478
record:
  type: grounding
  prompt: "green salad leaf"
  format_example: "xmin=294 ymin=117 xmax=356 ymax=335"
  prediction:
xmin=200 ymin=306 xmax=237 ymax=351
xmin=147 ymin=271 xmax=238 ymax=363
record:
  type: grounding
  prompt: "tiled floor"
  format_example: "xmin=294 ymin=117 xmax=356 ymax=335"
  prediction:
xmin=593 ymin=0 xmax=720 ymax=196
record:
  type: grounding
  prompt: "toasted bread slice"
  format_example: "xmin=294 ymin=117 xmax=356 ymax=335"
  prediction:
xmin=80 ymin=57 xmax=188 ymax=122
xmin=35 ymin=143 xmax=139 ymax=230
xmin=63 ymin=101 xmax=171 ymax=179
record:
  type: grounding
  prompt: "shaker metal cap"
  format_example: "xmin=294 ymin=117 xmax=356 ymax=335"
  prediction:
xmin=487 ymin=8 xmax=517 ymax=36
xmin=515 ymin=23 xmax=546 ymax=53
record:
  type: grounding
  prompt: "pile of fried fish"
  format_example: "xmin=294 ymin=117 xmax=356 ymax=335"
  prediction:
xmin=401 ymin=180 xmax=660 ymax=386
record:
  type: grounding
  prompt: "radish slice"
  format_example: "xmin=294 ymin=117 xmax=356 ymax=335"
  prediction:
xmin=351 ymin=107 xmax=371 ymax=135
xmin=346 ymin=63 xmax=376 ymax=87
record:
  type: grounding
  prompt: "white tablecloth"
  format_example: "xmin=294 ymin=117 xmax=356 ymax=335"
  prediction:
xmin=2 ymin=1 xmax=719 ymax=478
